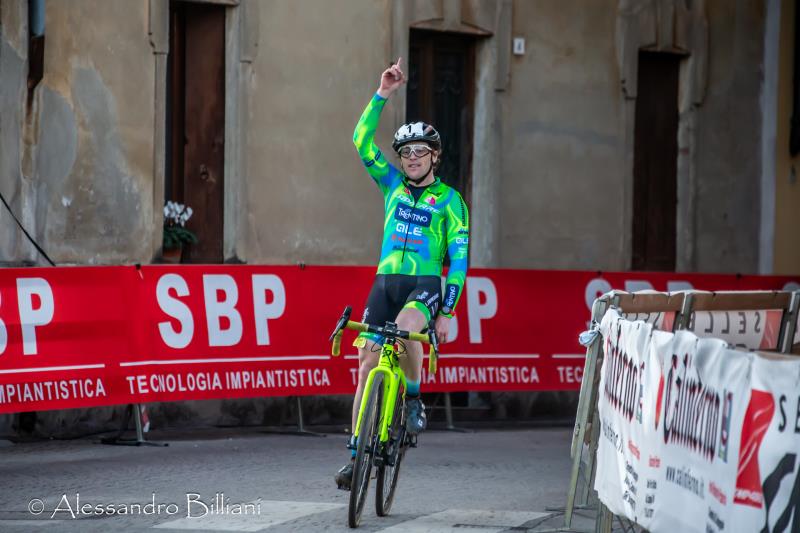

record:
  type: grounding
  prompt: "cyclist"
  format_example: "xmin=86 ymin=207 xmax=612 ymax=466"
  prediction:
xmin=335 ymin=58 xmax=470 ymax=490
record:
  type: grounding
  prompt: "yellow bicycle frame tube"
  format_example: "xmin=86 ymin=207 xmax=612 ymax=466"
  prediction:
xmin=337 ymin=319 xmax=436 ymax=444
xmin=353 ymin=342 xmax=408 ymax=444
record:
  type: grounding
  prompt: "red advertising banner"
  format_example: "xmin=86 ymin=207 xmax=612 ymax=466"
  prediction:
xmin=0 ymin=265 xmax=797 ymax=413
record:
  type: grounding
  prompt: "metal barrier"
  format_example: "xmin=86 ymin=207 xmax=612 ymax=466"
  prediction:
xmin=561 ymin=289 xmax=800 ymax=531
xmin=100 ymin=404 xmax=168 ymax=447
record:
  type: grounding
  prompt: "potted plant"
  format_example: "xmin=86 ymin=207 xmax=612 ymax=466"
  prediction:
xmin=162 ymin=201 xmax=198 ymax=263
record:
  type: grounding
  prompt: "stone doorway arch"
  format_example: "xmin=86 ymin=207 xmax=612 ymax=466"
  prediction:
xmin=616 ymin=0 xmax=708 ymax=271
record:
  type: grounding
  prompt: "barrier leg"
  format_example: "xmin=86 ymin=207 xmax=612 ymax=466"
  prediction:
xmin=541 ymin=298 xmax=607 ymax=533
xmin=443 ymin=393 xmax=472 ymax=433
xmin=294 ymin=396 xmax=326 ymax=436
xmin=264 ymin=396 xmax=326 ymax=437
xmin=578 ymin=406 xmax=602 ymax=507
xmin=426 ymin=393 xmax=473 ymax=432
xmin=564 ymin=298 xmax=607 ymax=528
xmin=100 ymin=404 xmax=168 ymax=447
xmin=570 ymin=297 xmax=609 ymax=458
xmin=595 ymin=503 xmax=613 ymax=533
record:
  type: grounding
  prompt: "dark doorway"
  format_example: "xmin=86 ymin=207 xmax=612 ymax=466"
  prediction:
xmin=407 ymin=30 xmax=475 ymax=206
xmin=166 ymin=1 xmax=226 ymax=263
xmin=632 ymin=51 xmax=681 ymax=271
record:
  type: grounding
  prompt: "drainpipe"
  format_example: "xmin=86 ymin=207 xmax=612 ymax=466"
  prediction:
xmin=27 ymin=0 xmax=45 ymax=104
xmin=29 ymin=0 xmax=45 ymax=37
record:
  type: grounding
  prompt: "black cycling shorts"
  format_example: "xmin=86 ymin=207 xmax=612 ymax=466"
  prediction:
xmin=356 ymin=274 xmax=441 ymax=346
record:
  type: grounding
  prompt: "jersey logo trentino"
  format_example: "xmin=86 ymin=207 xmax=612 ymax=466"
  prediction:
xmin=394 ymin=204 xmax=432 ymax=227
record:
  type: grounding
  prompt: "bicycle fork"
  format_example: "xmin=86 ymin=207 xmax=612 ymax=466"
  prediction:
xmin=353 ymin=357 xmax=406 ymax=458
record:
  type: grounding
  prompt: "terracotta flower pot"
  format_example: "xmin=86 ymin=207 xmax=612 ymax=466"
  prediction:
xmin=161 ymin=246 xmax=183 ymax=264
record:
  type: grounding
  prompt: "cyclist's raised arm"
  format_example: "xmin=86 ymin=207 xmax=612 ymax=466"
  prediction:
xmin=353 ymin=96 xmax=397 ymax=193
xmin=353 ymin=59 xmax=406 ymax=195
xmin=440 ymin=190 xmax=470 ymax=318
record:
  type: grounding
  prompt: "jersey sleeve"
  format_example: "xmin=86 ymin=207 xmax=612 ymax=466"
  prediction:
xmin=353 ymin=93 xmax=401 ymax=195
xmin=441 ymin=190 xmax=470 ymax=317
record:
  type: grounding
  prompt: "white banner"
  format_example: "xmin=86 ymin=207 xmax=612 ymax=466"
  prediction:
xmin=730 ymin=354 xmax=800 ymax=532
xmin=594 ymin=309 xmax=652 ymax=522
xmin=684 ymin=310 xmax=784 ymax=351
xmin=595 ymin=309 xmax=798 ymax=533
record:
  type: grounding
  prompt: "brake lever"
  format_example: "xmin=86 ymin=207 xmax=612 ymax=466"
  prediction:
xmin=427 ymin=319 xmax=439 ymax=354
xmin=427 ymin=320 xmax=440 ymax=374
xmin=328 ymin=306 xmax=352 ymax=342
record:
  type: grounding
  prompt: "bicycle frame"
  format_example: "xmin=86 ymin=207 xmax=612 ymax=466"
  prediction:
xmin=353 ymin=341 xmax=407 ymax=444
xmin=328 ymin=305 xmax=439 ymax=449
xmin=329 ymin=307 xmax=440 ymax=526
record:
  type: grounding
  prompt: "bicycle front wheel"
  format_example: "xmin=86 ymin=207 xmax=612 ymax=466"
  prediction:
xmin=375 ymin=384 xmax=405 ymax=516
xmin=348 ymin=372 xmax=383 ymax=528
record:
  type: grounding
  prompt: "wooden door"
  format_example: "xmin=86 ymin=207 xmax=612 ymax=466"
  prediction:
xmin=632 ymin=51 xmax=680 ymax=271
xmin=407 ymin=30 xmax=475 ymax=207
xmin=166 ymin=2 xmax=225 ymax=263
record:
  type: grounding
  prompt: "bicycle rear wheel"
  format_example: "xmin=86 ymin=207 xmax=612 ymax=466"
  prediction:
xmin=348 ymin=372 xmax=383 ymax=528
xmin=375 ymin=386 xmax=406 ymax=516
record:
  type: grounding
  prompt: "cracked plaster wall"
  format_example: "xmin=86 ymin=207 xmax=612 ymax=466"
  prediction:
xmin=0 ymin=0 xmax=155 ymax=266
xmin=0 ymin=2 xmax=28 ymax=264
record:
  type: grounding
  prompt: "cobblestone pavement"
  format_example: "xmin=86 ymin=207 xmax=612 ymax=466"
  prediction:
xmin=0 ymin=427 xmax=601 ymax=532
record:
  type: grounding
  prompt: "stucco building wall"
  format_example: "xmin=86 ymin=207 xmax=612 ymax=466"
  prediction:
xmin=499 ymin=0 xmax=623 ymax=270
xmin=243 ymin=0 xmax=393 ymax=266
xmin=0 ymin=0 xmax=156 ymax=265
xmin=693 ymin=0 xmax=766 ymax=273
xmin=0 ymin=0 xmax=793 ymax=273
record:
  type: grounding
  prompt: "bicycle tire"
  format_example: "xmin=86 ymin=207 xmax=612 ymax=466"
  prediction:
xmin=348 ymin=372 xmax=383 ymax=528
xmin=375 ymin=384 xmax=406 ymax=517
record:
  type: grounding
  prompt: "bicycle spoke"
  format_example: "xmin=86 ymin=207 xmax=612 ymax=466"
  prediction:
xmin=376 ymin=386 xmax=406 ymax=516
xmin=348 ymin=373 xmax=383 ymax=528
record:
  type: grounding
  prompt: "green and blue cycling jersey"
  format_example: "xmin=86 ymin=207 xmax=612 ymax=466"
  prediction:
xmin=353 ymin=93 xmax=469 ymax=317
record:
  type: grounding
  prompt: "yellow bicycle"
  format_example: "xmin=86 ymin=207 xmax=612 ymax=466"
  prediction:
xmin=329 ymin=306 xmax=439 ymax=528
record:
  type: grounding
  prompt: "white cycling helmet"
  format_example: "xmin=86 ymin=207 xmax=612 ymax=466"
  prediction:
xmin=392 ymin=122 xmax=442 ymax=153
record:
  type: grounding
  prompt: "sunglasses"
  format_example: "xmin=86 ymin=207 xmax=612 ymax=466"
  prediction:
xmin=399 ymin=144 xmax=433 ymax=158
